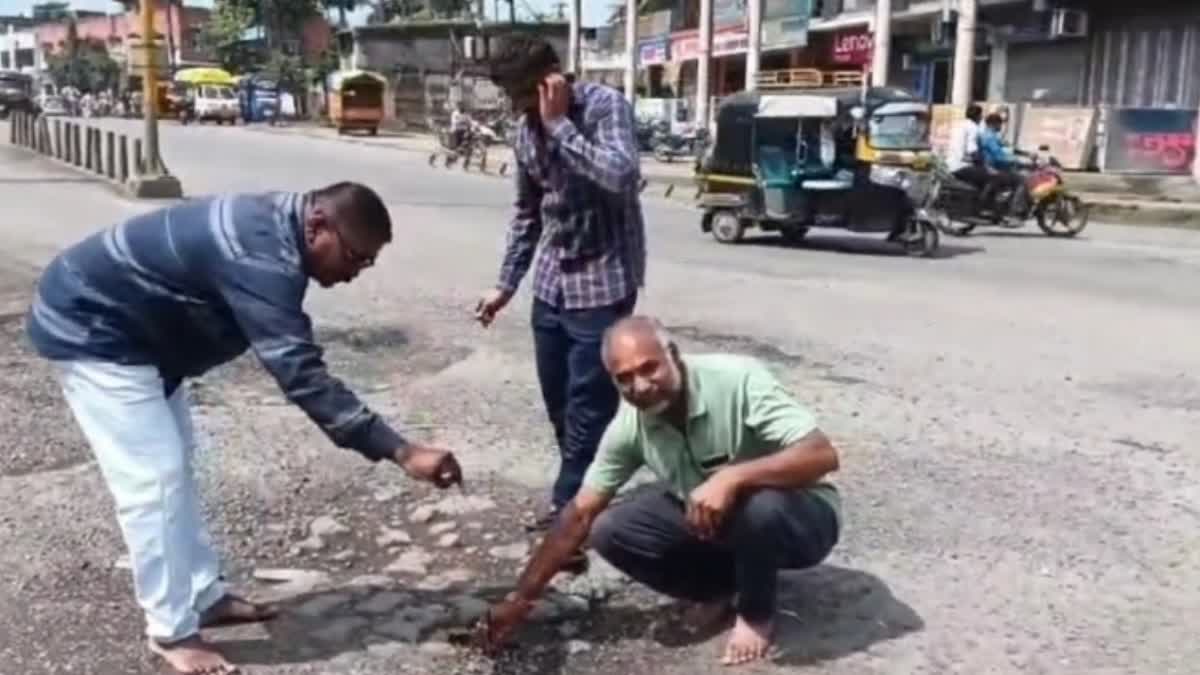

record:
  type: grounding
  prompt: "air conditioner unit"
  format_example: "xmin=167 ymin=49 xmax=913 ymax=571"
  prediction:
xmin=1050 ymin=9 xmax=1088 ymax=38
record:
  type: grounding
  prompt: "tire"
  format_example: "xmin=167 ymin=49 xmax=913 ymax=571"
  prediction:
xmin=653 ymin=146 xmax=671 ymax=163
xmin=901 ymin=219 xmax=940 ymax=257
xmin=780 ymin=226 xmax=809 ymax=245
xmin=1036 ymin=194 xmax=1088 ymax=237
xmin=710 ymin=210 xmax=746 ymax=244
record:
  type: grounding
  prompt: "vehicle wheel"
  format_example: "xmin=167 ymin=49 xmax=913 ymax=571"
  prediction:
xmin=653 ymin=147 xmax=671 ymax=163
xmin=368 ymin=127 xmax=378 ymax=136
xmin=1036 ymin=194 xmax=1088 ymax=237
xmin=901 ymin=219 xmax=940 ymax=257
xmin=780 ymin=226 xmax=808 ymax=245
xmin=710 ymin=210 xmax=746 ymax=244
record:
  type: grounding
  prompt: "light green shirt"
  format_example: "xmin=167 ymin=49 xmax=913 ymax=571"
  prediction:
xmin=582 ymin=353 xmax=841 ymax=521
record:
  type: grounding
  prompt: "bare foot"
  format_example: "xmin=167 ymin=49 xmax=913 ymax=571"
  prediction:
xmin=682 ymin=597 xmax=734 ymax=634
xmin=147 ymin=635 xmax=237 ymax=674
xmin=720 ymin=614 xmax=773 ymax=666
xmin=200 ymin=594 xmax=277 ymax=628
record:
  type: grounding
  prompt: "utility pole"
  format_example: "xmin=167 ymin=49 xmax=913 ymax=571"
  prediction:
xmin=870 ymin=0 xmax=891 ymax=86
xmin=695 ymin=0 xmax=712 ymax=129
xmin=951 ymin=0 xmax=978 ymax=104
xmin=623 ymin=0 xmax=636 ymax=104
xmin=567 ymin=0 xmax=581 ymax=75
xmin=745 ymin=0 xmax=762 ymax=92
xmin=129 ymin=0 xmax=181 ymax=198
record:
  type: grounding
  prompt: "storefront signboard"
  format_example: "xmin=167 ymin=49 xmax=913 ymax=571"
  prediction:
xmin=830 ymin=29 xmax=873 ymax=66
xmin=639 ymin=39 xmax=670 ymax=66
xmin=714 ymin=0 xmax=747 ymax=31
xmin=761 ymin=0 xmax=810 ymax=50
xmin=1102 ymin=108 xmax=1198 ymax=175
xmin=670 ymin=28 xmax=750 ymax=62
xmin=1018 ymin=105 xmax=1097 ymax=171
xmin=637 ymin=10 xmax=673 ymax=40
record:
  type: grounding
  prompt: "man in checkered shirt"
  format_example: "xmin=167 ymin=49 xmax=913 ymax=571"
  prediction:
xmin=476 ymin=36 xmax=645 ymax=544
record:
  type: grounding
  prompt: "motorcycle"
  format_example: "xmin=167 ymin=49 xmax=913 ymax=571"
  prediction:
xmin=931 ymin=146 xmax=1089 ymax=238
xmin=651 ymin=121 xmax=709 ymax=163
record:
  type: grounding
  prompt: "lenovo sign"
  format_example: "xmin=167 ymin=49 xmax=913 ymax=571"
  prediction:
xmin=831 ymin=30 xmax=873 ymax=66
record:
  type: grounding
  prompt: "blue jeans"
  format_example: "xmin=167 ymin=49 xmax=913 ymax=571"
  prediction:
xmin=532 ymin=293 xmax=637 ymax=510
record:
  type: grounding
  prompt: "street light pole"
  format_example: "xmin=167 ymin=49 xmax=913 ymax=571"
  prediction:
xmin=951 ymin=0 xmax=978 ymax=105
xmin=745 ymin=0 xmax=762 ymax=92
xmin=623 ymin=0 xmax=637 ymax=104
xmin=129 ymin=0 xmax=181 ymax=198
xmin=695 ymin=0 xmax=713 ymax=130
xmin=871 ymin=0 xmax=892 ymax=86
xmin=567 ymin=0 xmax=581 ymax=75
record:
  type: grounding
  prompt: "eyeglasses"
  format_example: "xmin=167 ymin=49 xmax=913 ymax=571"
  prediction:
xmin=333 ymin=227 xmax=376 ymax=269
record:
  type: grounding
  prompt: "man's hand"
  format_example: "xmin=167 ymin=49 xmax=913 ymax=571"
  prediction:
xmin=474 ymin=287 xmax=513 ymax=328
xmin=686 ymin=470 xmax=742 ymax=540
xmin=474 ymin=594 xmax=534 ymax=655
xmin=538 ymin=73 xmax=570 ymax=125
xmin=394 ymin=444 xmax=463 ymax=489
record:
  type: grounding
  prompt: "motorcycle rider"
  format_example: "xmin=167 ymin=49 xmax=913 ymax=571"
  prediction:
xmin=979 ymin=113 xmax=1022 ymax=216
xmin=948 ymin=104 xmax=986 ymax=188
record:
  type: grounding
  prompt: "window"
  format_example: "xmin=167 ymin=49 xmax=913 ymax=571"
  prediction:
xmin=868 ymin=112 xmax=931 ymax=150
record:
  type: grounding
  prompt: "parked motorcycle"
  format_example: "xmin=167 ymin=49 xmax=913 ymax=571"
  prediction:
xmin=931 ymin=146 xmax=1089 ymax=238
xmin=651 ymin=121 xmax=709 ymax=163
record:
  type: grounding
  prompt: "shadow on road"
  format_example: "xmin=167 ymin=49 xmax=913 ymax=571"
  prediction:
xmin=771 ymin=564 xmax=923 ymax=666
xmin=214 ymin=564 xmax=919 ymax=674
xmin=740 ymin=233 xmax=985 ymax=259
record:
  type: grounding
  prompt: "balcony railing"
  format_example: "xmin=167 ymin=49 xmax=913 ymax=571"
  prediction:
xmin=757 ymin=68 xmax=865 ymax=90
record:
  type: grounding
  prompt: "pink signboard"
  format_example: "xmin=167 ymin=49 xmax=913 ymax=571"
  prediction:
xmin=831 ymin=29 xmax=873 ymax=66
xmin=670 ymin=28 xmax=750 ymax=62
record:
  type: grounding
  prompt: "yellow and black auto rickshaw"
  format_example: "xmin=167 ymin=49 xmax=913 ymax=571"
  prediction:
xmin=326 ymin=70 xmax=386 ymax=136
xmin=695 ymin=86 xmax=942 ymax=256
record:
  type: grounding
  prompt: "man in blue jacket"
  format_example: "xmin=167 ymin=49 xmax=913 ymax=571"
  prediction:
xmin=28 ymin=182 xmax=463 ymax=674
xmin=978 ymin=113 xmax=1023 ymax=215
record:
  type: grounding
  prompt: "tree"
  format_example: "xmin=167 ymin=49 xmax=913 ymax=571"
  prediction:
xmin=45 ymin=19 xmax=121 ymax=92
xmin=202 ymin=0 xmax=257 ymax=72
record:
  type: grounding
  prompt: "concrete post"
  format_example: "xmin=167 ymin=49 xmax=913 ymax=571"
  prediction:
xmin=568 ymin=0 xmax=582 ymax=75
xmin=7 ymin=25 xmax=15 ymax=79
xmin=696 ymin=0 xmax=714 ymax=129
xmin=134 ymin=138 xmax=144 ymax=174
xmin=951 ymin=0 xmax=978 ymax=105
xmin=54 ymin=120 xmax=62 ymax=159
xmin=106 ymin=131 xmax=116 ymax=179
xmin=745 ymin=0 xmax=762 ymax=92
xmin=119 ymin=135 xmax=130 ymax=182
xmin=871 ymin=0 xmax=892 ymax=86
xmin=73 ymin=124 xmax=81 ymax=166
xmin=623 ymin=0 xmax=638 ymax=104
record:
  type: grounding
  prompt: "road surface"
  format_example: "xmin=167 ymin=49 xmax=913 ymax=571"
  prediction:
xmin=1 ymin=119 xmax=1198 ymax=675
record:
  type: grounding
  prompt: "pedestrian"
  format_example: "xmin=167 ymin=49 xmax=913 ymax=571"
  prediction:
xmin=27 ymin=182 xmax=464 ymax=675
xmin=478 ymin=316 xmax=842 ymax=666
xmin=474 ymin=37 xmax=645 ymax=543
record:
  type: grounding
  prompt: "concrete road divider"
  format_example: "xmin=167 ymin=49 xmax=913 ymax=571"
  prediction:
xmin=6 ymin=111 xmax=178 ymax=198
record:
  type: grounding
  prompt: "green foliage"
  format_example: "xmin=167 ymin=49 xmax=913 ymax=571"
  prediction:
xmin=44 ymin=20 xmax=121 ymax=92
xmin=202 ymin=0 xmax=258 ymax=72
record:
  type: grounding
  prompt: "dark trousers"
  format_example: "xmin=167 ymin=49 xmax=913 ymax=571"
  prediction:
xmin=589 ymin=487 xmax=839 ymax=623
xmin=532 ymin=294 xmax=636 ymax=510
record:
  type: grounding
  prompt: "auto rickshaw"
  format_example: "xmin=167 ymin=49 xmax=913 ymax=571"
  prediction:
xmin=326 ymin=70 xmax=386 ymax=136
xmin=695 ymin=86 xmax=941 ymax=256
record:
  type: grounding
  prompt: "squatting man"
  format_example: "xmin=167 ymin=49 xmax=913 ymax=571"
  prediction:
xmin=478 ymin=316 xmax=843 ymax=666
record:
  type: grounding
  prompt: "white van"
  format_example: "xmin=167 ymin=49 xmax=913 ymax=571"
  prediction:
xmin=194 ymin=84 xmax=240 ymax=125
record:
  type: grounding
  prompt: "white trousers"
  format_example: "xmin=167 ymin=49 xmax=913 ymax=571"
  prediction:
xmin=55 ymin=360 xmax=225 ymax=642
